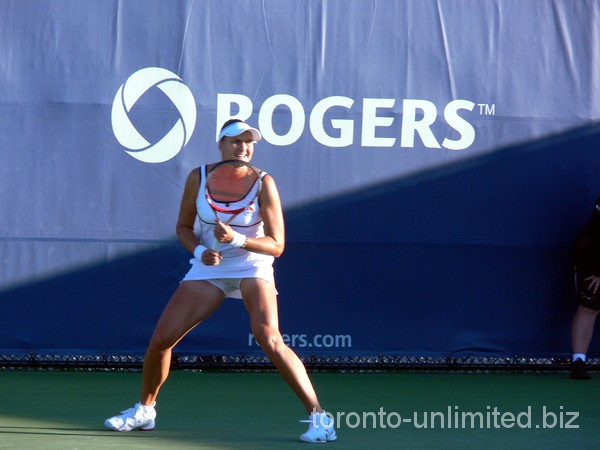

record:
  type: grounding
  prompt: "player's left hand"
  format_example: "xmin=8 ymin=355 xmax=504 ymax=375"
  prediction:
xmin=202 ymin=248 xmax=223 ymax=265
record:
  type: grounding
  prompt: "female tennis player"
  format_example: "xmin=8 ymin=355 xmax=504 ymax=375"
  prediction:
xmin=104 ymin=119 xmax=336 ymax=443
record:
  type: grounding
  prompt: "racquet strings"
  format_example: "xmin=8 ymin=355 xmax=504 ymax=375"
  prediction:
xmin=205 ymin=161 xmax=260 ymax=251
xmin=206 ymin=161 xmax=260 ymax=212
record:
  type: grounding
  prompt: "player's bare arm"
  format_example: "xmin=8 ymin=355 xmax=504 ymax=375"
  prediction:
xmin=243 ymin=174 xmax=284 ymax=257
xmin=176 ymin=169 xmax=201 ymax=254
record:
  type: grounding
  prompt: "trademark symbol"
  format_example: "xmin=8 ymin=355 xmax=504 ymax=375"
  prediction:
xmin=477 ymin=103 xmax=495 ymax=115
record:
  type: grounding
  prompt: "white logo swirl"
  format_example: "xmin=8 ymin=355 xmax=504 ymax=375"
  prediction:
xmin=111 ymin=67 xmax=197 ymax=163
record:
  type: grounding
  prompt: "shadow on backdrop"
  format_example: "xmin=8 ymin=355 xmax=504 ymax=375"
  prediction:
xmin=2 ymin=124 xmax=600 ymax=358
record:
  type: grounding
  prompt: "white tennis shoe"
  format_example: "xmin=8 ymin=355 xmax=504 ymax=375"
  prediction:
xmin=104 ymin=402 xmax=156 ymax=432
xmin=300 ymin=411 xmax=337 ymax=443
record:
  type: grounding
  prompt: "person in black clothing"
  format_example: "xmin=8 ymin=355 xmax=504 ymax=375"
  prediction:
xmin=570 ymin=196 xmax=600 ymax=379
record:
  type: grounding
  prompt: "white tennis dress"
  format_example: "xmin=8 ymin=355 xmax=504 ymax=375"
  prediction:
xmin=181 ymin=164 xmax=275 ymax=298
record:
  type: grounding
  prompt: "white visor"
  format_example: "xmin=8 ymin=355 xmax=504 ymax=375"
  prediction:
xmin=218 ymin=121 xmax=262 ymax=142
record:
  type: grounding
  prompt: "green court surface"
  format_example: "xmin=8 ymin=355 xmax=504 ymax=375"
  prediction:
xmin=0 ymin=370 xmax=598 ymax=449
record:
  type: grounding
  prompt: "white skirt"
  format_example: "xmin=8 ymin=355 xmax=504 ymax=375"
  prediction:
xmin=181 ymin=253 xmax=276 ymax=299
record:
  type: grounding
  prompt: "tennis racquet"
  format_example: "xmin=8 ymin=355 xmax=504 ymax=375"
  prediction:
xmin=205 ymin=160 xmax=262 ymax=249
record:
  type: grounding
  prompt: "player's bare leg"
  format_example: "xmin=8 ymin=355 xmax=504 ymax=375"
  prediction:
xmin=570 ymin=305 xmax=598 ymax=380
xmin=140 ymin=281 xmax=226 ymax=405
xmin=105 ymin=281 xmax=226 ymax=431
xmin=571 ymin=304 xmax=599 ymax=355
xmin=241 ymin=278 xmax=322 ymax=414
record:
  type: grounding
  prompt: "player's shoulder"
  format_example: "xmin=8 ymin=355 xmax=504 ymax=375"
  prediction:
xmin=187 ymin=162 xmax=215 ymax=178
xmin=259 ymin=172 xmax=279 ymax=197
xmin=184 ymin=165 xmax=203 ymax=189
xmin=259 ymin=170 xmax=274 ymax=182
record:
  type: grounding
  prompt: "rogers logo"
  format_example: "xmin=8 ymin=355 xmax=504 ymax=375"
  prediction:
xmin=112 ymin=67 xmax=493 ymax=163
xmin=111 ymin=67 xmax=197 ymax=163
xmin=217 ymin=94 xmax=486 ymax=150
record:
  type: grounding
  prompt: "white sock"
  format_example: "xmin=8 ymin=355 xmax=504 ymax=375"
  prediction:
xmin=310 ymin=411 xmax=333 ymax=426
xmin=137 ymin=402 xmax=156 ymax=412
xmin=572 ymin=353 xmax=586 ymax=362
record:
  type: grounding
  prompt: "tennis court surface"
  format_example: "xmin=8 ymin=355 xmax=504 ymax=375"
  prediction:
xmin=0 ymin=370 xmax=598 ymax=449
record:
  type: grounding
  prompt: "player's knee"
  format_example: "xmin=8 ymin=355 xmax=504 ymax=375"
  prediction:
xmin=147 ymin=331 xmax=176 ymax=353
xmin=578 ymin=304 xmax=600 ymax=317
xmin=254 ymin=328 xmax=285 ymax=355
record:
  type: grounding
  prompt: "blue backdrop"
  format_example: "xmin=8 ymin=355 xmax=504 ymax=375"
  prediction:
xmin=1 ymin=0 xmax=599 ymax=358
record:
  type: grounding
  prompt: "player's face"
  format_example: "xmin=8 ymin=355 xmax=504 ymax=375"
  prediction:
xmin=220 ymin=131 xmax=255 ymax=163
